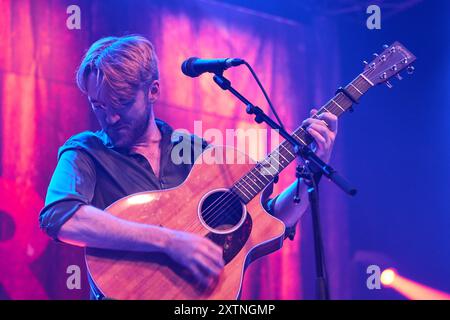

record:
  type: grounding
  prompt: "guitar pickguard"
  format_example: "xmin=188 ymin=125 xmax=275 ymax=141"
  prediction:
xmin=206 ymin=213 xmax=252 ymax=265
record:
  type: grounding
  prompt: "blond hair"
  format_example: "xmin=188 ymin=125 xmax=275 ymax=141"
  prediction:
xmin=76 ymin=35 xmax=159 ymax=107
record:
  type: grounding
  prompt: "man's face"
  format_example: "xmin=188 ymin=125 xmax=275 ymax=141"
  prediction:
xmin=86 ymin=72 xmax=152 ymax=148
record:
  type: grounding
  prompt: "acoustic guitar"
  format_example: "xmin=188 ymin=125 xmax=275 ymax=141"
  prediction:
xmin=85 ymin=42 xmax=416 ymax=299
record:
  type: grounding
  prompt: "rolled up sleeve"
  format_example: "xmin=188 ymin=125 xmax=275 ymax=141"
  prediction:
xmin=39 ymin=149 xmax=96 ymax=240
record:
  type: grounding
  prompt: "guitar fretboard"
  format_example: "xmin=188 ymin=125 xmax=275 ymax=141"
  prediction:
xmin=231 ymin=73 xmax=373 ymax=203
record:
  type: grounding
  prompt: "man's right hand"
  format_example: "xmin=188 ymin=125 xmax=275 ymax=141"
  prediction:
xmin=166 ymin=230 xmax=225 ymax=289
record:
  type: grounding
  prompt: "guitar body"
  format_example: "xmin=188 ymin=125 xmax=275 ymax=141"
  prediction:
xmin=85 ymin=146 xmax=286 ymax=300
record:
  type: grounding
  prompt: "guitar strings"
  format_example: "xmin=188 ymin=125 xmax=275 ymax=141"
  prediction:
xmin=199 ymin=127 xmax=304 ymax=226
xmin=192 ymin=76 xmax=370 ymax=232
xmin=196 ymin=121 xmax=325 ymax=230
xmin=197 ymin=78 xmax=366 ymax=231
xmin=196 ymin=82 xmax=361 ymax=231
xmin=202 ymin=68 xmax=391 ymax=230
xmin=199 ymin=128 xmax=314 ymax=229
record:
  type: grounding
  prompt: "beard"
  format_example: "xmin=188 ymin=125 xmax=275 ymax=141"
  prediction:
xmin=107 ymin=104 xmax=152 ymax=149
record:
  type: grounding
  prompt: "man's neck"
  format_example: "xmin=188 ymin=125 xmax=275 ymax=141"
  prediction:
xmin=130 ymin=113 xmax=163 ymax=178
xmin=131 ymin=113 xmax=162 ymax=153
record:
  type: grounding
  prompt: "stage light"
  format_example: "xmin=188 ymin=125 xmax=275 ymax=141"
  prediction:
xmin=381 ymin=268 xmax=450 ymax=300
xmin=380 ymin=268 xmax=396 ymax=286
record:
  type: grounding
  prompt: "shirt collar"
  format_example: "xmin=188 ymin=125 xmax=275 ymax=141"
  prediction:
xmin=98 ymin=118 xmax=176 ymax=155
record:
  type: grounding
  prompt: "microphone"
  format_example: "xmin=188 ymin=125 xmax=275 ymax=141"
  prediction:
xmin=181 ymin=57 xmax=245 ymax=78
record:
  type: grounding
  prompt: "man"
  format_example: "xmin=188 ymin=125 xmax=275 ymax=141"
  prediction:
xmin=39 ymin=35 xmax=338 ymax=299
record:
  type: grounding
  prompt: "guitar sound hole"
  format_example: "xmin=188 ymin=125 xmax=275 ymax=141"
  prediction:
xmin=199 ymin=189 xmax=245 ymax=233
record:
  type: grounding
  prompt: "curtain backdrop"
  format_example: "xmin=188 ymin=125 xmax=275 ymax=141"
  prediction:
xmin=0 ymin=0 xmax=346 ymax=299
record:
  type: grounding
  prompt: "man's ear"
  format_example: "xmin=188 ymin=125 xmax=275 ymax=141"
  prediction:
xmin=148 ymin=80 xmax=160 ymax=103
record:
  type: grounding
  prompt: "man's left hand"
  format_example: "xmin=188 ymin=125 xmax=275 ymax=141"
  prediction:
xmin=301 ymin=108 xmax=338 ymax=163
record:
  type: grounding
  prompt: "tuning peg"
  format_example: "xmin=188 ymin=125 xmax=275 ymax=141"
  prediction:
xmin=385 ymin=81 xmax=393 ymax=89
xmin=383 ymin=44 xmax=389 ymax=49
xmin=363 ymin=60 xmax=368 ymax=66
xmin=407 ymin=66 xmax=415 ymax=74
xmin=396 ymin=73 xmax=403 ymax=80
xmin=373 ymin=53 xmax=379 ymax=58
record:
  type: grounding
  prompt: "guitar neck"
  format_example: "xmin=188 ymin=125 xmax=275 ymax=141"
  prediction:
xmin=231 ymin=73 xmax=373 ymax=203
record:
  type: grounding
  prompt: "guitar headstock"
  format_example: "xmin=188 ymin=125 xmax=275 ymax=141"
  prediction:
xmin=362 ymin=41 xmax=416 ymax=87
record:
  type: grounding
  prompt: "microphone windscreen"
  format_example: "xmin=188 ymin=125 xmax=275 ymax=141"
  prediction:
xmin=181 ymin=57 xmax=199 ymax=77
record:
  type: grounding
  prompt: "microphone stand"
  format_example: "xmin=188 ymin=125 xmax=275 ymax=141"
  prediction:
xmin=212 ymin=72 xmax=357 ymax=300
